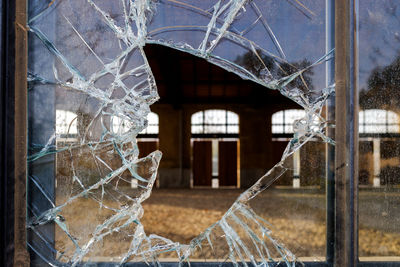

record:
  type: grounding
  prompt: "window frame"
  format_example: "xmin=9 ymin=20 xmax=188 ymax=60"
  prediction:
xmin=191 ymin=109 xmax=239 ymax=138
xmin=271 ymin=109 xmax=309 ymax=139
xmin=3 ymin=0 xmax=400 ymax=266
xmin=359 ymin=109 xmax=400 ymax=137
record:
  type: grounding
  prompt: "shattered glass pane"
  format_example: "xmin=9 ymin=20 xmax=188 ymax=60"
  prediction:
xmin=271 ymin=109 xmax=321 ymax=134
xmin=27 ymin=0 xmax=334 ymax=266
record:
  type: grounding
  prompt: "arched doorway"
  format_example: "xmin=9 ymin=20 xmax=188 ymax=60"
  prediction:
xmin=191 ymin=109 xmax=239 ymax=188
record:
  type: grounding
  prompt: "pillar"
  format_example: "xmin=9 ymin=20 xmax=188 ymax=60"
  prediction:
xmin=239 ymin=107 xmax=271 ymax=188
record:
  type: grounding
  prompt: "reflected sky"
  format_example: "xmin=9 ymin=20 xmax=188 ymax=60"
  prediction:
xmin=359 ymin=0 xmax=400 ymax=90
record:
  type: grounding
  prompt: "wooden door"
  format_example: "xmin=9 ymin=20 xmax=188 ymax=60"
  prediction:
xmin=218 ymin=141 xmax=238 ymax=187
xmin=138 ymin=141 xmax=158 ymax=158
xmin=193 ymin=141 xmax=212 ymax=186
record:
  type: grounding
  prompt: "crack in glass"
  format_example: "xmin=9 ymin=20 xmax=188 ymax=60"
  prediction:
xmin=27 ymin=0 xmax=335 ymax=265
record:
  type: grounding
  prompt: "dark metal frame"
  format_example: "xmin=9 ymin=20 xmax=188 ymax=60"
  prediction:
xmin=2 ymin=0 xmax=400 ymax=266
xmin=1 ymin=0 xmax=30 ymax=266
xmin=325 ymin=0 xmax=335 ymax=263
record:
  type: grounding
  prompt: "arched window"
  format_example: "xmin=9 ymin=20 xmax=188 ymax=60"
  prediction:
xmin=111 ymin=112 xmax=159 ymax=135
xmin=359 ymin=109 xmax=400 ymax=134
xmin=272 ymin=109 xmax=306 ymax=135
xmin=56 ymin=110 xmax=78 ymax=136
xmin=191 ymin=109 xmax=239 ymax=135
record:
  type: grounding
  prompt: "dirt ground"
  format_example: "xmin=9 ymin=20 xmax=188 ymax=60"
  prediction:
xmin=55 ymin=188 xmax=400 ymax=261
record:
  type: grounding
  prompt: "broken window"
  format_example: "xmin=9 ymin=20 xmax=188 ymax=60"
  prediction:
xmin=22 ymin=0 xmax=399 ymax=266
xmin=26 ymin=0 xmax=330 ymax=265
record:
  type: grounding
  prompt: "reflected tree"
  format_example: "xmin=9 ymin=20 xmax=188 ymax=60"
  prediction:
xmin=360 ymin=54 xmax=400 ymax=111
xmin=234 ymin=49 xmax=314 ymax=93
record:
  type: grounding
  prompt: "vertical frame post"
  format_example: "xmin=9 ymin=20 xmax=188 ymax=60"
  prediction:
xmin=325 ymin=0 xmax=335 ymax=264
xmin=14 ymin=0 xmax=29 ymax=266
xmin=335 ymin=0 xmax=359 ymax=266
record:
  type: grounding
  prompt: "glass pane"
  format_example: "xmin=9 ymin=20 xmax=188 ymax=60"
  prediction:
xmin=388 ymin=111 xmax=400 ymax=124
xmin=146 ymin=125 xmax=158 ymax=134
xmin=272 ymin=125 xmax=284 ymax=134
xmin=285 ymin=110 xmax=306 ymax=123
xmin=112 ymin=116 xmax=132 ymax=134
xmin=227 ymin=111 xmax=239 ymax=124
xmin=147 ymin=112 xmax=159 ymax=125
xmin=227 ymin=125 xmax=239 ymax=134
xmin=204 ymin=124 xmax=225 ymax=134
xmin=272 ymin=109 xmax=306 ymax=134
xmin=56 ymin=110 xmax=78 ymax=135
xmin=204 ymin=109 xmax=226 ymax=124
xmin=27 ymin=0 xmax=329 ymax=265
xmin=139 ymin=112 xmax=159 ymax=134
xmin=388 ymin=124 xmax=400 ymax=133
xmin=191 ymin=125 xmax=203 ymax=134
xmin=191 ymin=111 xmax=203 ymax=124
xmin=284 ymin=123 xmax=294 ymax=133
xmin=359 ymin=0 xmax=400 ymax=260
xmin=250 ymin=141 xmax=327 ymax=258
xmin=272 ymin=110 xmax=284 ymax=124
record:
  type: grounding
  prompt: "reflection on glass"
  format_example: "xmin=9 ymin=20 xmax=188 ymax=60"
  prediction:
xmin=359 ymin=109 xmax=400 ymax=134
xmin=359 ymin=0 xmax=400 ymax=259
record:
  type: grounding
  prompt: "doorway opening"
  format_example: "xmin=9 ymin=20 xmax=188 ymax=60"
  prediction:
xmin=190 ymin=109 xmax=240 ymax=188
